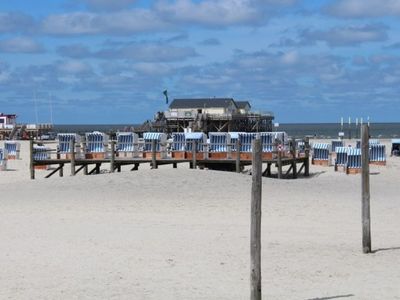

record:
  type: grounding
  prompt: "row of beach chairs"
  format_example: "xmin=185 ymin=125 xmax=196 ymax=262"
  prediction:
xmin=312 ymin=140 xmax=387 ymax=173
xmin=28 ymin=131 xmax=292 ymax=162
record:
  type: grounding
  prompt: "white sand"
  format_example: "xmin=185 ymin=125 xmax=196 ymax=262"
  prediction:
xmin=1 ymin=140 xmax=400 ymax=299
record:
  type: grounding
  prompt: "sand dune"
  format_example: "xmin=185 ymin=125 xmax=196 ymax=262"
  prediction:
xmin=0 ymin=140 xmax=399 ymax=299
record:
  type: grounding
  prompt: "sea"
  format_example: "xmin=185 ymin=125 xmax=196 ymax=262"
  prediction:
xmin=52 ymin=123 xmax=400 ymax=139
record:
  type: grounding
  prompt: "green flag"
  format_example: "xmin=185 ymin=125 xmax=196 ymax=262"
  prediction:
xmin=163 ymin=90 xmax=169 ymax=104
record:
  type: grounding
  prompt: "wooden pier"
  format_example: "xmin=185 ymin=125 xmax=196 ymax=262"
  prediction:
xmin=29 ymin=139 xmax=310 ymax=180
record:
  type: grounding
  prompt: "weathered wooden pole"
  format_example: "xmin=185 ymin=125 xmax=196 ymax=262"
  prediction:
xmin=361 ymin=124 xmax=371 ymax=253
xmin=151 ymin=139 xmax=157 ymax=169
xmin=236 ymin=139 xmax=241 ymax=173
xmin=82 ymin=136 xmax=88 ymax=175
xmin=277 ymin=141 xmax=282 ymax=179
xmin=110 ymin=140 xmax=115 ymax=173
xmin=291 ymin=138 xmax=297 ymax=179
xmin=304 ymin=137 xmax=310 ymax=177
xmin=69 ymin=139 xmax=76 ymax=176
xmin=192 ymin=140 xmax=197 ymax=169
xmin=29 ymin=138 xmax=35 ymax=180
xmin=250 ymin=138 xmax=262 ymax=300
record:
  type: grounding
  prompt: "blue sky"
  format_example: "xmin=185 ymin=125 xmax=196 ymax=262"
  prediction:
xmin=1 ymin=0 xmax=400 ymax=124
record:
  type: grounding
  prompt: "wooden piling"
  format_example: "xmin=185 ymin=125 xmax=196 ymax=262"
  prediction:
xmin=29 ymin=138 xmax=35 ymax=180
xmin=250 ymin=138 xmax=262 ymax=300
xmin=110 ymin=141 xmax=115 ymax=173
xmin=277 ymin=147 xmax=282 ymax=179
xmin=70 ymin=139 xmax=76 ymax=176
xmin=192 ymin=140 xmax=197 ymax=169
xmin=82 ymin=136 xmax=88 ymax=175
xmin=236 ymin=139 xmax=241 ymax=173
xmin=151 ymin=139 xmax=157 ymax=169
xmin=304 ymin=137 xmax=310 ymax=176
xmin=361 ymin=124 xmax=371 ymax=253
xmin=291 ymin=139 xmax=297 ymax=179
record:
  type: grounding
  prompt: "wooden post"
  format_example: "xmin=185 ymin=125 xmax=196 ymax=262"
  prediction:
xmin=82 ymin=136 xmax=88 ymax=175
xmin=70 ymin=139 xmax=76 ymax=176
xmin=192 ymin=140 xmax=197 ymax=169
xmin=110 ymin=141 xmax=115 ymax=173
xmin=250 ymin=138 xmax=262 ymax=300
xmin=291 ymin=139 xmax=297 ymax=179
xmin=236 ymin=139 xmax=241 ymax=173
xmin=361 ymin=124 xmax=371 ymax=253
xmin=304 ymin=137 xmax=310 ymax=177
xmin=151 ymin=139 xmax=157 ymax=169
xmin=277 ymin=145 xmax=282 ymax=179
xmin=29 ymin=138 xmax=35 ymax=180
xmin=59 ymin=164 xmax=64 ymax=177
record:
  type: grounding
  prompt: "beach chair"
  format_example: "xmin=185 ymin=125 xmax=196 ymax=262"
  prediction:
xmin=208 ymin=132 xmax=231 ymax=159
xmin=0 ymin=148 xmax=7 ymax=171
xmin=259 ymin=132 xmax=288 ymax=159
xmin=85 ymin=131 xmax=109 ymax=159
xmin=185 ymin=132 xmax=207 ymax=160
xmin=331 ymin=140 xmax=344 ymax=153
xmin=33 ymin=145 xmax=51 ymax=170
xmin=143 ymin=132 xmax=167 ymax=159
xmin=356 ymin=139 xmax=380 ymax=148
xmin=228 ymin=132 xmax=242 ymax=153
xmin=171 ymin=132 xmax=186 ymax=159
xmin=116 ymin=132 xmax=138 ymax=157
xmin=391 ymin=139 xmax=400 ymax=156
xmin=369 ymin=144 xmax=386 ymax=166
xmin=57 ymin=133 xmax=82 ymax=158
xmin=312 ymin=143 xmax=330 ymax=166
xmin=334 ymin=146 xmax=348 ymax=172
xmin=4 ymin=141 xmax=20 ymax=159
xmin=346 ymin=148 xmax=362 ymax=174
xmin=237 ymin=133 xmax=258 ymax=160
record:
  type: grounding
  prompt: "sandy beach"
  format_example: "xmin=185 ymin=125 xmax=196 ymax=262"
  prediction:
xmin=1 ymin=140 xmax=399 ymax=299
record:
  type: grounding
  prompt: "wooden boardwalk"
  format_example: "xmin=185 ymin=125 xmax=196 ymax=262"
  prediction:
xmin=29 ymin=139 xmax=310 ymax=180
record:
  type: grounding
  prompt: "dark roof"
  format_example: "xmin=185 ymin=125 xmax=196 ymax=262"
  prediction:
xmin=236 ymin=101 xmax=251 ymax=109
xmin=169 ymin=98 xmax=238 ymax=109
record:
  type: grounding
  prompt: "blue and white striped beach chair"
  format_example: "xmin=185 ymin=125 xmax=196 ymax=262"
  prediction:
xmin=185 ymin=132 xmax=207 ymax=152
xmin=85 ymin=131 xmax=109 ymax=158
xmin=116 ymin=132 xmax=138 ymax=156
xmin=239 ymin=133 xmax=257 ymax=152
xmin=369 ymin=144 xmax=386 ymax=165
xmin=171 ymin=132 xmax=186 ymax=151
xmin=312 ymin=143 xmax=330 ymax=165
xmin=4 ymin=141 xmax=20 ymax=159
xmin=356 ymin=139 xmax=380 ymax=148
xmin=334 ymin=146 xmax=348 ymax=171
xmin=259 ymin=132 xmax=274 ymax=152
xmin=33 ymin=145 xmax=51 ymax=160
xmin=347 ymin=148 xmax=362 ymax=169
xmin=208 ymin=132 xmax=231 ymax=152
xmin=228 ymin=132 xmax=242 ymax=152
xmin=0 ymin=148 xmax=7 ymax=171
xmin=143 ymin=132 xmax=167 ymax=152
xmin=391 ymin=139 xmax=400 ymax=156
xmin=331 ymin=140 xmax=344 ymax=153
xmin=57 ymin=133 xmax=81 ymax=154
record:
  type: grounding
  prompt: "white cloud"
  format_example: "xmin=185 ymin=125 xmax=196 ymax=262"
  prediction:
xmin=326 ymin=0 xmax=400 ymax=18
xmin=41 ymin=10 xmax=169 ymax=35
xmin=155 ymin=0 xmax=262 ymax=26
xmin=300 ymin=24 xmax=387 ymax=47
xmin=76 ymin=0 xmax=136 ymax=11
xmin=0 ymin=37 xmax=44 ymax=53
xmin=57 ymin=60 xmax=92 ymax=74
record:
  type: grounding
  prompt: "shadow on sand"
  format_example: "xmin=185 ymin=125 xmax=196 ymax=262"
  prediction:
xmin=372 ymin=246 xmax=400 ymax=253
xmin=306 ymin=294 xmax=354 ymax=300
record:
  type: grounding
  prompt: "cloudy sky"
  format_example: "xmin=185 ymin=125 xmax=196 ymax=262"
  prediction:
xmin=1 ymin=0 xmax=400 ymax=124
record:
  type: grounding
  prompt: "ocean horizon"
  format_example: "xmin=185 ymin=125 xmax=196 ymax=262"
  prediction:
xmin=52 ymin=122 xmax=400 ymax=139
